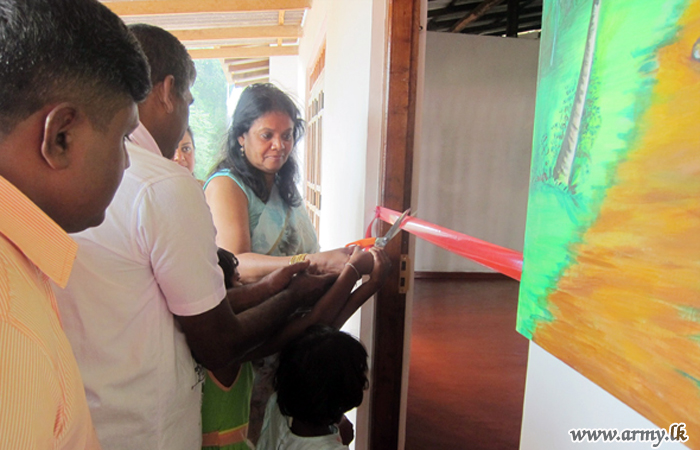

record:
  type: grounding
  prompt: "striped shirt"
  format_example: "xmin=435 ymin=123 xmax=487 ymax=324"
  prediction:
xmin=0 ymin=176 xmax=101 ymax=449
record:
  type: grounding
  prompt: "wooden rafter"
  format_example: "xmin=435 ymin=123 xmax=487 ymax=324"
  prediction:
xmin=427 ymin=0 xmax=542 ymax=35
xmin=221 ymin=60 xmax=234 ymax=85
xmin=430 ymin=4 xmax=541 ymax=29
xmin=171 ymin=25 xmax=301 ymax=43
xmin=506 ymin=0 xmax=519 ymax=36
xmin=428 ymin=0 xmax=475 ymax=18
xmin=471 ymin=17 xmax=540 ymax=35
xmin=188 ymin=45 xmax=297 ymax=60
xmin=278 ymin=11 xmax=285 ymax=47
xmin=449 ymin=0 xmax=506 ymax=32
xmin=231 ymin=68 xmax=269 ymax=82
xmin=102 ymin=0 xmax=311 ymax=16
xmin=224 ymin=59 xmax=269 ymax=72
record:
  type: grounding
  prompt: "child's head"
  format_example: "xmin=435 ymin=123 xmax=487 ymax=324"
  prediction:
xmin=217 ymin=248 xmax=241 ymax=289
xmin=275 ymin=324 xmax=369 ymax=427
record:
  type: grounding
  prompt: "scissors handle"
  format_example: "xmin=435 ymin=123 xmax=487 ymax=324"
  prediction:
xmin=345 ymin=237 xmax=376 ymax=249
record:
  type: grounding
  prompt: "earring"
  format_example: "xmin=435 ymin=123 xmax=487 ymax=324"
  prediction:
xmin=240 ymin=146 xmax=245 ymax=157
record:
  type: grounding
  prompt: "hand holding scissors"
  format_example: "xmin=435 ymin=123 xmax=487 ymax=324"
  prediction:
xmin=346 ymin=209 xmax=411 ymax=249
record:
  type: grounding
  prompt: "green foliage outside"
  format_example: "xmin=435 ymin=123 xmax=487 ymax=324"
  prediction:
xmin=190 ymin=59 xmax=229 ymax=181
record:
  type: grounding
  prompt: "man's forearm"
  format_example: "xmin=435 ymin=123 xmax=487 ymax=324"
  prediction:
xmin=228 ymin=271 xmax=336 ymax=361
xmin=242 ymin=267 xmax=357 ymax=360
xmin=230 ymin=287 xmax=305 ymax=355
xmin=225 ymin=281 xmax=275 ymax=313
xmin=177 ymin=288 xmax=304 ymax=372
xmin=179 ymin=270 xmax=334 ymax=371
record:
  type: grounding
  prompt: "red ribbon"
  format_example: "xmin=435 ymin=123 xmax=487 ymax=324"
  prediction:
xmin=375 ymin=206 xmax=523 ymax=281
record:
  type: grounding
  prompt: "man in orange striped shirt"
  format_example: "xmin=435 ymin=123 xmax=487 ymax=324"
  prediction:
xmin=0 ymin=1 xmax=151 ymax=448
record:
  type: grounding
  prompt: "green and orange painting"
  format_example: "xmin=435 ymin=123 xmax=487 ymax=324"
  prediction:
xmin=518 ymin=0 xmax=700 ymax=444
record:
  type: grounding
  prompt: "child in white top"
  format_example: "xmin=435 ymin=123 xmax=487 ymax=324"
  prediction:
xmin=257 ymin=325 xmax=369 ymax=450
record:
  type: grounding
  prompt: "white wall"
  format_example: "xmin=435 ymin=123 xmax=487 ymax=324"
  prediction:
xmin=297 ymin=1 xmax=390 ymax=449
xmin=415 ymin=32 xmax=538 ymax=272
xmin=297 ymin=0 xmax=372 ymax=247
xmin=312 ymin=5 xmax=375 ymax=252
xmin=521 ymin=342 xmax=688 ymax=449
xmin=269 ymin=55 xmax=300 ymax=104
xmin=297 ymin=1 xmax=381 ymax=320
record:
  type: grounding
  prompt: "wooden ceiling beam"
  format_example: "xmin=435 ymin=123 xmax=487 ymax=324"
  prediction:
xmin=231 ymin=68 xmax=270 ymax=82
xmin=188 ymin=45 xmax=297 ymax=60
xmin=225 ymin=57 xmax=266 ymax=65
xmin=278 ymin=11 xmax=285 ymax=47
xmin=506 ymin=0 xmax=519 ymax=37
xmin=221 ymin=60 xmax=235 ymax=85
xmin=224 ymin=59 xmax=269 ymax=72
xmin=430 ymin=8 xmax=541 ymax=32
xmin=449 ymin=0 xmax=505 ymax=33
xmin=481 ymin=20 xmax=541 ymax=36
xmin=171 ymin=25 xmax=301 ymax=42
xmin=431 ymin=3 xmax=540 ymax=24
xmin=428 ymin=0 xmax=488 ymax=18
xmin=102 ymin=0 xmax=311 ymax=16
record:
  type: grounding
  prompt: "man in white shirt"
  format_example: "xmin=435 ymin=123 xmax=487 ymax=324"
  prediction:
xmin=53 ymin=24 xmax=334 ymax=450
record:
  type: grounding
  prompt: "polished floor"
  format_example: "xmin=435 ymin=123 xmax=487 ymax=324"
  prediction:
xmin=405 ymin=277 xmax=529 ymax=450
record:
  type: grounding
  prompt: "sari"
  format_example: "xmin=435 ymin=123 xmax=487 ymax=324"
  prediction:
xmin=205 ymin=169 xmax=319 ymax=256
xmin=204 ymin=169 xmax=320 ymax=444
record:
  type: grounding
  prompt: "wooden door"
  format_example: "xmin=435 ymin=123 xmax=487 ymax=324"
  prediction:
xmin=369 ymin=0 xmax=422 ymax=449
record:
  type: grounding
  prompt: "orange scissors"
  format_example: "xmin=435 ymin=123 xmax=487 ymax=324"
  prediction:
xmin=346 ymin=209 xmax=411 ymax=249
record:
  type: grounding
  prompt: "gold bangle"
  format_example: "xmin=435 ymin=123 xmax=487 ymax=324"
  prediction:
xmin=289 ymin=253 xmax=308 ymax=265
xmin=345 ymin=262 xmax=361 ymax=280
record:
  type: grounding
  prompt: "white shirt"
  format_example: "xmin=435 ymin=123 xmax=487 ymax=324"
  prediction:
xmin=54 ymin=124 xmax=226 ymax=450
xmin=257 ymin=394 xmax=348 ymax=450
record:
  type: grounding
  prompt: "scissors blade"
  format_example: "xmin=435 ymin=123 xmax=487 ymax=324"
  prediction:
xmin=375 ymin=208 xmax=410 ymax=248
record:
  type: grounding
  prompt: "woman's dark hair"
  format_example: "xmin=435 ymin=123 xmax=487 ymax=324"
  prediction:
xmin=216 ymin=248 xmax=238 ymax=289
xmin=213 ymin=83 xmax=305 ymax=207
xmin=185 ymin=126 xmax=195 ymax=148
xmin=275 ymin=325 xmax=369 ymax=427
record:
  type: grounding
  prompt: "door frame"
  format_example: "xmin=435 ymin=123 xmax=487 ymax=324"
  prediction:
xmin=368 ymin=0 xmax=423 ymax=448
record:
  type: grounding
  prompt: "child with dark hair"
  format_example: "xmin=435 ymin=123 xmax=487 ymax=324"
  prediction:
xmin=257 ymin=325 xmax=369 ymax=450
xmin=217 ymin=247 xmax=242 ymax=290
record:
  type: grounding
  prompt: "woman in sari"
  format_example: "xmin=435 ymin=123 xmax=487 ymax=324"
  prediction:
xmin=204 ymin=84 xmax=349 ymax=283
xmin=203 ymin=83 xmax=389 ymax=447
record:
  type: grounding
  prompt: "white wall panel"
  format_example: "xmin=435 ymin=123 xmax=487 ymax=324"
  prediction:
xmin=415 ymin=32 xmax=538 ymax=272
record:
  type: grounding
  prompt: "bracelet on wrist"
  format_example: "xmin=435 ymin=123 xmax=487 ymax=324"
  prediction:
xmin=345 ymin=262 xmax=361 ymax=280
xmin=289 ymin=253 xmax=308 ymax=265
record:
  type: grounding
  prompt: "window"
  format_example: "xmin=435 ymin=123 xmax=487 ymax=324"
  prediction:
xmin=305 ymin=43 xmax=325 ymax=237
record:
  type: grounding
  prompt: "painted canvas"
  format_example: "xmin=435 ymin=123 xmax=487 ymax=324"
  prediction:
xmin=517 ymin=0 xmax=700 ymax=443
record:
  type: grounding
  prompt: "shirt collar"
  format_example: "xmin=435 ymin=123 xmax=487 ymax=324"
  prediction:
xmin=0 ymin=176 xmax=78 ymax=288
xmin=128 ymin=122 xmax=162 ymax=156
